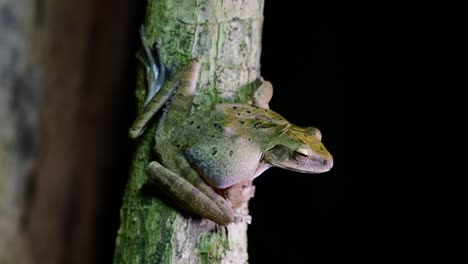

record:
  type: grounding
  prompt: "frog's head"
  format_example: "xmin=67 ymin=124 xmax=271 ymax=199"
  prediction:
xmin=264 ymin=126 xmax=333 ymax=173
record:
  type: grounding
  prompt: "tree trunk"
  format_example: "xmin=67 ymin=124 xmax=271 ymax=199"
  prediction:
xmin=114 ymin=0 xmax=265 ymax=263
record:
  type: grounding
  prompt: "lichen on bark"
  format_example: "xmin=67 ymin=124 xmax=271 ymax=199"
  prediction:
xmin=114 ymin=0 xmax=264 ymax=263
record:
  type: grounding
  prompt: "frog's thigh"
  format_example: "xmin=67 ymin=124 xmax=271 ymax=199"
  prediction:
xmin=147 ymin=161 xmax=234 ymax=225
xmin=177 ymin=158 xmax=252 ymax=223
xmin=173 ymin=155 xmax=236 ymax=214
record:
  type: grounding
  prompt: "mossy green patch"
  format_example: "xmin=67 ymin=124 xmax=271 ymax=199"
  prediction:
xmin=197 ymin=231 xmax=229 ymax=264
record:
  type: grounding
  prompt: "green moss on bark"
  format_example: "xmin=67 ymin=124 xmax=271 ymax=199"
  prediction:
xmin=114 ymin=0 xmax=264 ymax=263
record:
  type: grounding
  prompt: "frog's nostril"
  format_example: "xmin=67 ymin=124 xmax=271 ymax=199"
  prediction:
xmin=324 ymin=157 xmax=334 ymax=170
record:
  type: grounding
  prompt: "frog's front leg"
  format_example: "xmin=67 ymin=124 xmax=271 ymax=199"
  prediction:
xmin=147 ymin=161 xmax=236 ymax=225
xmin=221 ymin=180 xmax=255 ymax=209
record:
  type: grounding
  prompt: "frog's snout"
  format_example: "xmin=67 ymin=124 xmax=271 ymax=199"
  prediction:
xmin=322 ymin=156 xmax=333 ymax=171
xmin=314 ymin=153 xmax=333 ymax=172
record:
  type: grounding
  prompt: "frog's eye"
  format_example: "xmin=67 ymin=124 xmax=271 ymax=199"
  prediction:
xmin=293 ymin=148 xmax=309 ymax=161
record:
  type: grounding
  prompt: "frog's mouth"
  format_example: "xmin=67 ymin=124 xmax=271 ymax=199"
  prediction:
xmin=267 ymin=155 xmax=333 ymax=174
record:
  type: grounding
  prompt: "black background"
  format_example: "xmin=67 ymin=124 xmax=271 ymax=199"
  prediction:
xmin=251 ymin=3 xmax=462 ymax=263
xmin=248 ymin=3 xmax=349 ymax=263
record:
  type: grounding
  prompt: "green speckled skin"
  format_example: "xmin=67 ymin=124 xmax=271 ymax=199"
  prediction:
xmin=129 ymin=37 xmax=334 ymax=226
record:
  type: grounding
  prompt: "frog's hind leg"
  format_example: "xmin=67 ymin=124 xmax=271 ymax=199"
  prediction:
xmin=174 ymin=154 xmax=250 ymax=224
xmin=129 ymin=33 xmax=192 ymax=139
xmin=147 ymin=161 xmax=234 ymax=225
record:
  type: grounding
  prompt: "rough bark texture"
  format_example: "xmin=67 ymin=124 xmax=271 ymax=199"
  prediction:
xmin=114 ymin=0 xmax=265 ymax=263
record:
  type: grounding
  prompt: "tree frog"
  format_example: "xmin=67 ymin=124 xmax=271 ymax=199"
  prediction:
xmin=129 ymin=30 xmax=333 ymax=225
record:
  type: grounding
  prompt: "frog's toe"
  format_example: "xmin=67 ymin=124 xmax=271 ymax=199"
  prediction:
xmin=234 ymin=213 xmax=252 ymax=224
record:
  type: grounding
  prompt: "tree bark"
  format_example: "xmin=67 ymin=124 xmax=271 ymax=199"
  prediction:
xmin=114 ymin=0 xmax=265 ymax=263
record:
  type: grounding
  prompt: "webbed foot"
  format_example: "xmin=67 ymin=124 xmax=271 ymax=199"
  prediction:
xmin=138 ymin=27 xmax=170 ymax=107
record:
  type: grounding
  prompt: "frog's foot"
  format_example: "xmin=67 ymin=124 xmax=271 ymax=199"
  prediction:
xmin=147 ymin=161 xmax=235 ymax=225
xmin=139 ymin=28 xmax=170 ymax=107
xmin=128 ymin=63 xmax=197 ymax=140
xmin=129 ymin=31 xmax=188 ymax=139
xmin=222 ymin=180 xmax=256 ymax=209
xmin=233 ymin=212 xmax=252 ymax=224
xmin=252 ymin=78 xmax=273 ymax=109
xmin=167 ymin=61 xmax=179 ymax=76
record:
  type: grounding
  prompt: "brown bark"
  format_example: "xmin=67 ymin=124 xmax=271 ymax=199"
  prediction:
xmin=28 ymin=0 xmax=135 ymax=263
xmin=1 ymin=0 xmax=36 ymax=262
